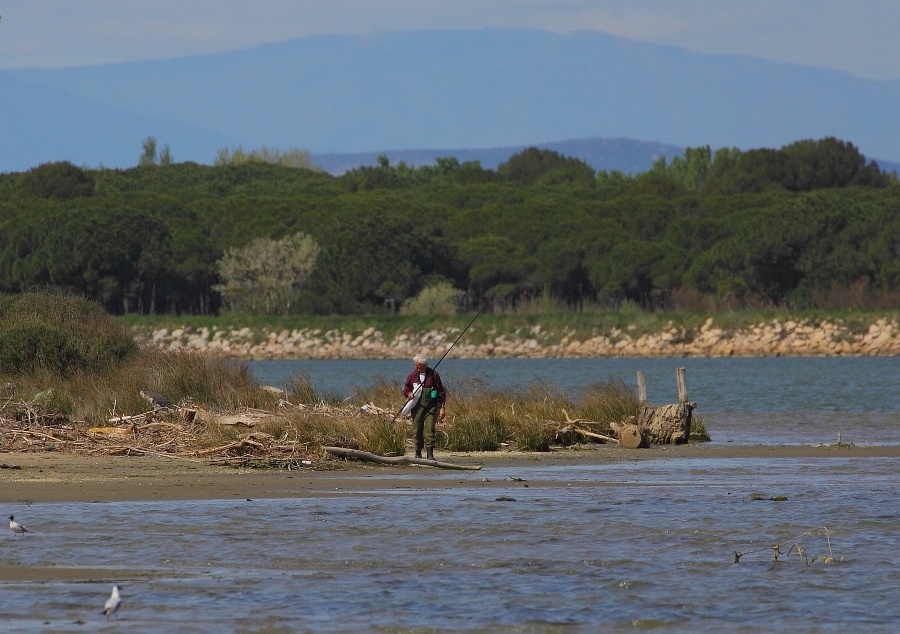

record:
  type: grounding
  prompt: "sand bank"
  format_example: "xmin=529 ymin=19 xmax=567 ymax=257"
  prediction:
xmin=3 ymin=444 xmax=898 ymax=505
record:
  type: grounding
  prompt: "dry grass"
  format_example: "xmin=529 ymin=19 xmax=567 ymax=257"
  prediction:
xmin=436 ymin=378 xmax=643 ymax=452
xmin=0 ymin=291 xmax=697 ymax=463
xmin=2 ymin=349 xmax=276 ymax=424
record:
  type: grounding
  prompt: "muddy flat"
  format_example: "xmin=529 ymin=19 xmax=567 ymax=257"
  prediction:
xmin=2 ymin=444 xmax=897 ymax=504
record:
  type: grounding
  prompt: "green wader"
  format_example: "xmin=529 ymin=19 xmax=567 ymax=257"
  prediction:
xmin=412 ymin=388 xmax=439 ymax=452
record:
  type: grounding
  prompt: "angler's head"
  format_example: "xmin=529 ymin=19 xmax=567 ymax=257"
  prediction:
xmin=413 ymin=353 xmax=428 ymax=371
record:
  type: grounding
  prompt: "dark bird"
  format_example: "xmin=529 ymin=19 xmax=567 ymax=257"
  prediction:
xmin=140 ymin=391 xmax=170 ymax=410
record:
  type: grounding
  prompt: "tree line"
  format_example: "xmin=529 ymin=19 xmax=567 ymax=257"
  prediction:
xmin=0 ymin=137 xmax=898 ymax=315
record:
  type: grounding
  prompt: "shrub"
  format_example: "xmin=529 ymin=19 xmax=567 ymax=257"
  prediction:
xmin=0 ymin=292 xmax=136 ymax=376
xmin=400 ymin=282 xmax=463 ymax=315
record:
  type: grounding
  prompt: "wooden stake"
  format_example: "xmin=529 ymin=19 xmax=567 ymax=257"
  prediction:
xmin=677 ymin=367 xmax=688 ymax=403
xmin=636 ymin=370 xmax=647 ymax=405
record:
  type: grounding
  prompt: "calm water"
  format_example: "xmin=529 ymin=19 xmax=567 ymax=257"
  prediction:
xmin=3 ymin=358 xmax=900 ymax=631
xmin=250 ymin=358 xmax=900 ymax=445
xmin=3 ymin=458 xmax=900 ymax=632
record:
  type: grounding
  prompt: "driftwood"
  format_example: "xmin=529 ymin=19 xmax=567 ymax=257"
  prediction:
xmin=636 ymin=402 xmax=695 ymax=444
xmin=609 ymin=421 xmax=646 ymax=449
xmin=324 ymin=446 xmax=482 ymax=470
xmin=573 ymin=427 xmax=619 ymax=444
xmin=561 ymin=410 xmax=618 ymax=444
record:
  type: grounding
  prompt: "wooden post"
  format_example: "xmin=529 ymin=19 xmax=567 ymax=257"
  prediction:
xmin=636 ymin=370 xmax=647 ymax=405
xmin=676 ymin=367 xmax=688 ymax=403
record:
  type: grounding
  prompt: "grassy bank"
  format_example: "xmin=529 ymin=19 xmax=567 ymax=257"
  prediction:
xmin=3 ymin=293 xmax=710 ymax=464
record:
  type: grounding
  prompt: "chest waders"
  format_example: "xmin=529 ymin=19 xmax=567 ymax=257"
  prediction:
xmin=412 ymin=376 xmax=440 ymax=460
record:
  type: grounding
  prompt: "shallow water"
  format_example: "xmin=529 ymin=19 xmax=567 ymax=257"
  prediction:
xmin=3 ymin=457 xmax=900 ymax=632
xmin=250 ymin=357 xmax=900 ymax=445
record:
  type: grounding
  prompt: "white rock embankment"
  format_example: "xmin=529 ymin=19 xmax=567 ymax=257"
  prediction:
xmin=136 ymin=317 xmax=900 ymax=359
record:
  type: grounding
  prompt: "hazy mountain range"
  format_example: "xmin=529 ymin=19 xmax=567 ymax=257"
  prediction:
xmin=2 ymin=28 xmax=899 ymax=174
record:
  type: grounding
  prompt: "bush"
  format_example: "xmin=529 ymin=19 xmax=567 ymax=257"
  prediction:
xmin=0 ymin=292 xmax=137 ymax=376
xmin=400 ymin=282 xmax=463 ymax=315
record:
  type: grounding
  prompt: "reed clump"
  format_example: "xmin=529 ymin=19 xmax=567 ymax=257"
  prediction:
xmin=690 ymin=415 xmax=711 ymax=442
xmin=438 ymin=378 xmax=642 ymax=452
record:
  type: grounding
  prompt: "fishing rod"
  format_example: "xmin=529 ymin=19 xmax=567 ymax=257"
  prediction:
xmin=389 ymin=293 xmax=494 ymax=424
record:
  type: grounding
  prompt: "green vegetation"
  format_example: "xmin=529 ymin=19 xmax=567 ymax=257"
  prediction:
xmin=0 ymin=292 xmax=275 ymax=423
xmin=0 ymin=293 xmax=701 ymax=454
xmin=120 ymin=307 xmax=900 ymax=349
xmin=1 ymin=137 xmax=898 ymax=318
xmin=0 ymin=292 xmax=136 ymax=376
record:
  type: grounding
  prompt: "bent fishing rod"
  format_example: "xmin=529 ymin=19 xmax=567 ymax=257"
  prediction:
xmin=389 ymin=295 xmax=493 ymax=424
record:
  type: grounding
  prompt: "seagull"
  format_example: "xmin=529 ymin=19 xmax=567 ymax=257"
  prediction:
xmin=8 ymin=515 xmax=29 ymax=536
xmin=102 ymin=585 xmax=122 ymax=617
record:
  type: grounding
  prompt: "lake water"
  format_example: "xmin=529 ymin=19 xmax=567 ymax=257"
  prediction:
xmin=3 ymin=357 xmax=900 ymax=631
xmin=3 ymin=457 xmax=900 ymax=632
xmin=250 ymin=357 xmax=900 ymax=446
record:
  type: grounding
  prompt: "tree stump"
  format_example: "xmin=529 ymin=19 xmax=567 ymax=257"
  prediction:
xmin=636 ymin=402 xmax=695 ymax=444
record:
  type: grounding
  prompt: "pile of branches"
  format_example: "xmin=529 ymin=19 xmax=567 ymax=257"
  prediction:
xmin=0 ymin=391 xmax=409 ymax=468
xmin=547 ymin=410 xmax=620 ymax=445
xmin=0 ymin=400 xmax=318 ymax=469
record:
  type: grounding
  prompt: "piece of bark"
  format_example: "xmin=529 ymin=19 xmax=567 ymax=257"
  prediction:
xmin=324 ymin=446 xmax=482 ymax=470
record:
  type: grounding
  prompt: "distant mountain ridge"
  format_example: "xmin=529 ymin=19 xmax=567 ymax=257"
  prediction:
xmin=311 ymin=137 xmax=686 ymax=175
xmin=2 ymin=28 xmax=899 ymax=173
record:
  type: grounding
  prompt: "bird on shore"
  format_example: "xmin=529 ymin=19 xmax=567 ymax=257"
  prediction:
xmin=140 ymin=390 xmax=170 ymax=410
xmin=8 ymin=515 xmax=29 ymax=536
xmin=102 ymin=585 xmax=122 ymax=617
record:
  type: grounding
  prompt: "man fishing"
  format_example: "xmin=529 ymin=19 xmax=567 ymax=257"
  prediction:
xmin=402 ymin=353 xmax=446 ymax=461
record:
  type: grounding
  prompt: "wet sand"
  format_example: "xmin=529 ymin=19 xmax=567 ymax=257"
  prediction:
xmin=3 ymin=444 xmax=899 ymax=585
xmin=3 ymin=444 xmax=898 ymax=505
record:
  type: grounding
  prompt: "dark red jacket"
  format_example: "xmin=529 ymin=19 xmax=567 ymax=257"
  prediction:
xmin=403 ymin=367 xmax=446 ymax=407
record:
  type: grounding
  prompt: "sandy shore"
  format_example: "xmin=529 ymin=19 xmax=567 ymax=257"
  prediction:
xmin=3 ymin=444 xmax=899 ymax=504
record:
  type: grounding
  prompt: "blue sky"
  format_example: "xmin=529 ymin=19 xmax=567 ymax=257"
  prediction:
xmin=1 ymin=0 xmax=899 ymax=80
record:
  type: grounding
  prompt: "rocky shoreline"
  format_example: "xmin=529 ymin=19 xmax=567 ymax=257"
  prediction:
xmin=137 ymin=317 xmax=900 ymax=359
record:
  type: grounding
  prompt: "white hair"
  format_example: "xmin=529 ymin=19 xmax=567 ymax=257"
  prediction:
xmin=413 ymin=353 xmax=428 ymax=365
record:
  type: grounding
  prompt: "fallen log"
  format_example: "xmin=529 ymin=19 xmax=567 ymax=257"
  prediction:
xmin=324 ymin=446 xmax=482 ymax=470
xmin=573 ymin=427 xmax=619 ymax=444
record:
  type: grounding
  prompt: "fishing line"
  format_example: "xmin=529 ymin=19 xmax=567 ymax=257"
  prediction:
xmin=389 ymin=293 xmax=494 ymax=424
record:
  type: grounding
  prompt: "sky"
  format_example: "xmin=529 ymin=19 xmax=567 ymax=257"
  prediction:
xmin=1 ymin=0 xmax=899 ymax=81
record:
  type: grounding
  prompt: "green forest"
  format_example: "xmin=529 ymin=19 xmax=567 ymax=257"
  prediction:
xmin=1 ymin=137 xmax=898 ymax=316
